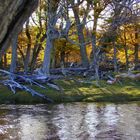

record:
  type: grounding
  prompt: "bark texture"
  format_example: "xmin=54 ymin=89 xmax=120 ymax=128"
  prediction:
xmin=42 ymin=0 xmax=60 ymax=76
xmin=0 ymin=0 xmax=38 ymax=55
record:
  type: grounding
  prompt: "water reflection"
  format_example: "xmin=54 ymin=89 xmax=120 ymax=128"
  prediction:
xmin=0 ymin=103 xmax=139 ymax=140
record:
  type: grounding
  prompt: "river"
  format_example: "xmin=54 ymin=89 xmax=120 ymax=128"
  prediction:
xmin=0 ymin=103 xmax=139 ymax=140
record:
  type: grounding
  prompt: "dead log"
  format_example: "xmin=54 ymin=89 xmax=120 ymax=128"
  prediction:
xmin=0 ymin=69 xmax=61 ymax=102
xmin=50 ymin=68 xmax=88 ymax=75
xmin=115 ymin=73 xmax=140 ymax=80
xmin=107 ymin=72 xmax=140 ymax=84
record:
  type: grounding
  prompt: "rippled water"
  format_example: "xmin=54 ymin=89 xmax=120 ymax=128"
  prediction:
xmin=0 ymin=103 xmax=140 ymax=140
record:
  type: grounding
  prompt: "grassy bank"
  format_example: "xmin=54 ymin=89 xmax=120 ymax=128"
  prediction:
xmin=0 ymin=78 xmax=140 ymax=104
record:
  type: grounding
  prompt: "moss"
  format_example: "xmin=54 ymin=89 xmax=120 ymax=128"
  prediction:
xmin=0 ymin=79 xmax=140 ymax=104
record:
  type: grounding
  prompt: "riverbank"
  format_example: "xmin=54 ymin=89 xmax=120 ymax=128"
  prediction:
xmin=0 ymin=79 xmax=140 ymax=104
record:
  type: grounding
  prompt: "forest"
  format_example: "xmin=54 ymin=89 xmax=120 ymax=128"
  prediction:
xmin=0 ymin=0 xmax=140 ymax=103
xmin=0 ymin=1 xmax=140 ymax=139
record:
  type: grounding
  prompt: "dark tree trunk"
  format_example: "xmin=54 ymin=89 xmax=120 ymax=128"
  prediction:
xmin=91 ymin=15 xmax=99 ymax=80
xmin=113 ymin=42 xmax=118 ymax=72
xmin=0 ymin=0 xmax=39 ymax=56
xmin=10 ymin=34 xmax=18 ymax=74
xmin=24 ymin=20 xmax=31 ymax=74
xmin=134 ymin=26 xmax=139 ymax=66
xmin=124 ymin=45 xmax=129 ymax=70
xmin=60 ymin=40 xmax=67 ymax=67
xmin=60 ymin=51 xmax=65 ymax=66
xmin=3 ymin=54 xmax=7 ymax=69
xmin=30 ymin=34 xmax=46 ymax=72
xmin=72 ymin=6 xmax=89 ymax=67
xmin=0 ymin=58 xmax=3 ymax=68
xmin=123 ymin=28 xmax=129 ymax=70
xmin=30 ymin=44 xmax=42 ymax=72
xmin=51 ymin=46 xmax=56 ymax=68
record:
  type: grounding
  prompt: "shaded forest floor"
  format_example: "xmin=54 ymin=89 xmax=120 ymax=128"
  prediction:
xmin=0 ymin=77 xmax=140 ymax=104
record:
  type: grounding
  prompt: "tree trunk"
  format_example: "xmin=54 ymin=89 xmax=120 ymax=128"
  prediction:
xmin=134 ymin=26 xmax=139 ymax=66
xmin=91 ymin=35 xmax=100 ymax=78
xmin=10 ymin=34 xmax=18 ymax=74
xmin=124 ymin=45 xmax=129 ymax=70
xmin=3 ymin=54 xmax=7 ymax=69
xmin=41 ymin=0 xmax=60 ymax=76
xmin=60 ymin=50 xmax=65 ymax=66
xmin=24 ymin=21 xmax=31 ymax=74
xmin=0 ymin=58 xmax=3 ymax=68
xmin=51 ymin=46 xmax=56 ymax=68
xmin=60 ymin=40 xmax=67 ymax=67
xmin=123 ymin=28 xmax=129 ymax=70
xmin=72 ymin=6 xmax=89 ymax=67
xmin=30 ymin=34 xmax=46 ymax=72
xmin=113 ymin=42 xmax=118 ymax=72
xmin=91 ymin=15 xmax=99 ymax=80
xmin=30 ymin=44 xmax=41 ymax=72
xmin=0 ymin=0 xmax=38 ymax=55
xmin=42 ymin=36 xmax=53 ymax=76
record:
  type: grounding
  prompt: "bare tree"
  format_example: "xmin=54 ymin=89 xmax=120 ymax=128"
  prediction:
xmin=41 ymin=0 xmax=61 ymax=76
xmin=87 ymin=0 xmax=110 ymax=79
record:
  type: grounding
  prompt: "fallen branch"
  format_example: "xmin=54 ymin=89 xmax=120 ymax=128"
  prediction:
xmin=0 ymin=69 xmax=56 ymax=102
xmin=107 ymin=72 xmax=140 ymax=85
xmin=115 ymin=73 xmax=140 ymax=80
xmin=47 ymin=83 xmax=61 ymax=91
xmin=2 ymin=79 xmax=53 ymax=102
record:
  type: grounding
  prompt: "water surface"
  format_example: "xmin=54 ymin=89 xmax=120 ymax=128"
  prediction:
xmin=0 ymin=103 xmax=140 ymax=140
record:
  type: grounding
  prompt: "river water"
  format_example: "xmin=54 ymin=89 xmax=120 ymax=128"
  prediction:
xmin=0 ymin=103 xmax=139 ymax=140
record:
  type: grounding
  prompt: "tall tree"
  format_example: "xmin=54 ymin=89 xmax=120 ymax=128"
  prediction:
xmin=30 ymin=0 xmax=47 ymax=72
xmin=87 ymin=0 xmax=110 ymax=79
xmin=0 ymin=0 xmax=39 ymax=57
xmin=41 ymin=0 xmax=60 ymax=76
xmin=70 ymin=0 xmax=89 ymax=67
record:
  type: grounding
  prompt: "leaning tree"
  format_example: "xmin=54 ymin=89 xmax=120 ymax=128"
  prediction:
xmin=0 ymin=0 xmax=39 ymax=56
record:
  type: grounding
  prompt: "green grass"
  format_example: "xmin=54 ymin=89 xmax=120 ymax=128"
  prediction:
xmin=0 ymin=78 xmax=140 ymax=104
